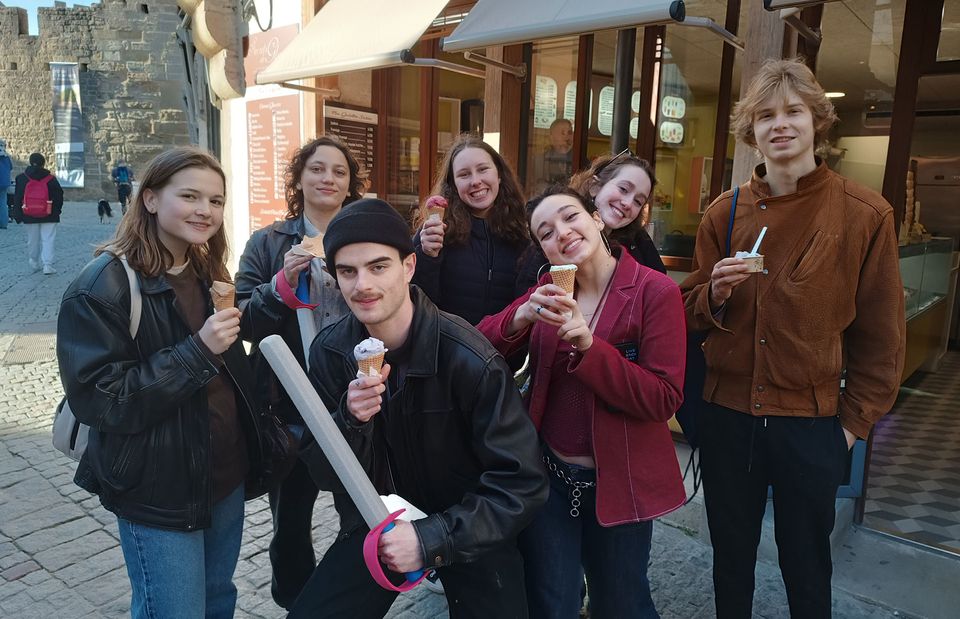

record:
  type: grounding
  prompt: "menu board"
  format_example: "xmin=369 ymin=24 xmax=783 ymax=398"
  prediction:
xmin=533 ymin=75 xmax=558 ymax=129
xmin=247 ymin=94 xmax=301 ymax=233
xmin=323 ymin=103 xmax=378 ymax=194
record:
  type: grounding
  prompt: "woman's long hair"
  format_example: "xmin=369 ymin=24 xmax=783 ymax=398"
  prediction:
xmin=417 ymin=134 xmax=528 ymax=247
xmin=569 ymin=151 xmax=656 ymax=243
xmin=283 ymin=136 xmax=367 ymax=219
xmin=97 ymin=146 xmax=230 ymax=282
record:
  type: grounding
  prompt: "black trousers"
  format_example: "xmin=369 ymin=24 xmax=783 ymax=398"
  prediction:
xmin=269 ymin=457 xmax=320 ymax=609
xmin=699 ymin=402 xmax=849 ymax=619
xmin=289 ymin=527 xmax=529 ymax=619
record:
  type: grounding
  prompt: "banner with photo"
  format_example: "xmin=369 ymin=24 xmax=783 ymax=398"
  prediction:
xmin=50 ymin=62 xmax=84 ymax=188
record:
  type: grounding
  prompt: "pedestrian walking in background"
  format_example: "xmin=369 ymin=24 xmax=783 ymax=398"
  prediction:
xmin=478 ymin=186 xmax=687 ymax=618
xmin=0 ymin=139 xmax=12 ymax=230
xmin=111 ymin=158 xmax=134 ymax=214
xmin=235 ymin=135 xmax=366 ymax=610
xmin=291 ymin=199 xmax=547 ymax=619
xmin=57 ymin=146 xmax=269 ymax=619
xmin=412 ymin=133 xmax=539 ymax=326
xmin=13 ymin=152 xmax=64 ymax=274
xmin=680 ymin=58 xmax=906 ymax=618
xmin=570 ymin=150 xmax=667 ymax=273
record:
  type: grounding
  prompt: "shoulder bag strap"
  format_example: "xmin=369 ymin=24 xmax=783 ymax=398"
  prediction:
xmin=724 ymin=186 xmax=740 ymax=258
xmin=118 ymin=256 xmax=142 ymax=339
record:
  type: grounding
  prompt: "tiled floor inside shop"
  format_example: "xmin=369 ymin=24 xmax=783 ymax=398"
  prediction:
xmin=863 ymin=349 xmax=960 ymax=554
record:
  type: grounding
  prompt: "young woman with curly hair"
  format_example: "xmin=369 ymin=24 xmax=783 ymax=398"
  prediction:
xmin=234 ymin=135 xmax=367 ymax=609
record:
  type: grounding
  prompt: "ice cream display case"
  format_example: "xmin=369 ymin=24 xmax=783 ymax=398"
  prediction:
xmin=899 ymin=236 xmax=955 ymax=380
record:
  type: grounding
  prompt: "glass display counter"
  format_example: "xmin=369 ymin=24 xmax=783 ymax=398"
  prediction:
xmin=900 ymin=236 xmax=952 ymax=320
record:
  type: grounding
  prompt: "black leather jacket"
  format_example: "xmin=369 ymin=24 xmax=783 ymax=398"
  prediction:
xmin=58 ymin=254 xmax=264 ymax=531
xmin=304 ymin=286 xmax=548 ymax=568
xmin=236 ymin=217 xmax=312 ymax=424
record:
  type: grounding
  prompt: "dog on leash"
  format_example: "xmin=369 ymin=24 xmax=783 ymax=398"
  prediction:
xmin=97 ymin=199 xmax=114 ymax=223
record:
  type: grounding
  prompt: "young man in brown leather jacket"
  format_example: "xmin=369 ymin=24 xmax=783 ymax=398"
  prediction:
xmin=681 ymin=59 xmax=906 ymax=618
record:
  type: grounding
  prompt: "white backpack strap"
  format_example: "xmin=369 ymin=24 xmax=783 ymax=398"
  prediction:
xmin=118 ymin=256 xmax=142 ymax=339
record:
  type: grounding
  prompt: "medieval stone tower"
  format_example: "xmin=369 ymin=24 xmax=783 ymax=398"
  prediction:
xmin=0 ymin=0 xmax=193 ymax=200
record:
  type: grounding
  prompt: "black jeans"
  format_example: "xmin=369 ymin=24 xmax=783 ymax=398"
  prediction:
xmin=268 ymin=457 xmax=320 ymax=609
xmin=289 ymin=526 xmax=528 ymax=619
xmin=699 ymin=402 xmax=849 ymax=619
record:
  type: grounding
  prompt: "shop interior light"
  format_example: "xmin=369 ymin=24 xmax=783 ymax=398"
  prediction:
xmin=825 ymin=92 xmax=846 ymax=98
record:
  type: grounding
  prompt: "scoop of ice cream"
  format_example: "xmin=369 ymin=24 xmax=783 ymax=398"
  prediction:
xmin=734 ymin=251 xmax=760 ymax=258
xmin=354 ymin=337 xmax=387 ymax=361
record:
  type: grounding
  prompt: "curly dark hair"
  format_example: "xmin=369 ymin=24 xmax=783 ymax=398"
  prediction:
xmin=416 ymin=134 xmax=528 ymax=248
xmin=283 ymin=136 xmax=368 ymax=220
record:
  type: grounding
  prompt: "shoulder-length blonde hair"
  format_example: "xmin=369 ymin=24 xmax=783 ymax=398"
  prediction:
xmin=730 ymin=58 xmax=838 ymax=150
xmin=97 ymin=146 xmax=230 ymax=282
xmin=415 ymin=133 xmax=528 ymax=248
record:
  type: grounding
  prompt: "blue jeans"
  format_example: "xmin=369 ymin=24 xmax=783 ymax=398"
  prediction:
xmin=117 ymin=485 xmax=244 ymax=619
xmin=518 ymin=451 xmax=659 ymax=619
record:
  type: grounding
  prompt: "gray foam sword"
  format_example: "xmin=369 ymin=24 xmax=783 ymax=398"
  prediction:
xmin=258 ymin=334 xmax=425 ymax=588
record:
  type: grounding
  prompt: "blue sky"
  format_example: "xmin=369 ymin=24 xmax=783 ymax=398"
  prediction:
xmin=6 ymin=1 xmax=97 ymax=35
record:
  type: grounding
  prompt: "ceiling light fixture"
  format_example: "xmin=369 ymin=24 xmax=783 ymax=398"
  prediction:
xmin=825 ymin=92 xmax=846 ymax=98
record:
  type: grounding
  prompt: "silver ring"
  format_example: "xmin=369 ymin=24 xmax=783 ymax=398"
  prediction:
xmin=535 ymin=305 xmax=543 ymax=314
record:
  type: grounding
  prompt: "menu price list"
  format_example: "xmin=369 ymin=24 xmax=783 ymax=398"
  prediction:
xmin=247 ymin=95 xmax=300 ymax=233
xmin=324 ymin=104 xmax=377 ymax=194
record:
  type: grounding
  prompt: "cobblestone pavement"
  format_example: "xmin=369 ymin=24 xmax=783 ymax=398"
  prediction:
xmin=0 ymin=204 xmax=911 ymax=618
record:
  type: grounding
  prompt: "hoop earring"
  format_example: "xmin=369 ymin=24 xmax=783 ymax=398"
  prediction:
xmin=536 ymin=261 xmax=551 ymax=282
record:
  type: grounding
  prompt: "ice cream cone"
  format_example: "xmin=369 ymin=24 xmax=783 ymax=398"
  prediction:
xmin=211 ymin=281 xmax=236 ymax=311
xmin=550 ymin=265 xmax=577 ymax=295
xmin=423 ymin=195 xmax=448 ymax=223
xmin=299 ymin=234 xmax=325 ymax=258
xmin=357 ymin=352 xmax=385 ymax=377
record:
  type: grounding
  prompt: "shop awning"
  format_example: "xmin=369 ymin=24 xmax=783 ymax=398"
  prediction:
xmin=764 ymin=0 xmax=841 ymax=9
xmin=441 ymin=0 xmax=686 ymax=53
xmin=256 ymin=0 xmax=450 ymax=85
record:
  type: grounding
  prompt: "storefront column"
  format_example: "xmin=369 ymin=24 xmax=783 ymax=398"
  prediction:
xmin=731 ymin=3 xmax=787 ymax=185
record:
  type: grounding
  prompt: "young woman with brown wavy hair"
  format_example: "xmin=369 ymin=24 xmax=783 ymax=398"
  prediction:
xmin=234 ymin=135 xmax=367 ymax=609
xmin=58 ymin=146 xmax=267 ymax=617
xmin=412 ymin=133 xmax=536 ymax=325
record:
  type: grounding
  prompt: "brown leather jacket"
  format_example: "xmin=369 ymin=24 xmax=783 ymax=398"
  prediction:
xmin=681 ymin=162 xmax=905 ymax=438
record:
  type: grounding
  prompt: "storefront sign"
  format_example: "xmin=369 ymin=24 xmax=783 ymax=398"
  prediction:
xmin=244 ymin=24 xmax=299 ymax=87
xmin=50 ymin=62 xmax=84 ymax=188
xmin=323 ymin=103 xmax=378 ymax=194
xmin=247 ymin=94 xmax=300 ymax=233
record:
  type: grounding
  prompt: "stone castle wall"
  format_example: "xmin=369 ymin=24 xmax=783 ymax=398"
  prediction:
xmin=0 ymin=0 xmax=191 ymax=200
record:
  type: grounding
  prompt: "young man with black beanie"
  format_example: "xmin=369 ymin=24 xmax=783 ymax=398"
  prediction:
xmin=290 ymin=198 xmax=547 ymax=618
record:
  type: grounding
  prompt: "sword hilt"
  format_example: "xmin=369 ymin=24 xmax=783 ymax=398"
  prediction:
xmin=362 ymin=509 xmax=429 ymax=591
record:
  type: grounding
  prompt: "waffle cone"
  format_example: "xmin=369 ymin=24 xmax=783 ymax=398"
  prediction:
xmin=211 ymin=281 xmax=236 ymax=311
xmin=300 ymin=234 xmax=325 ymax=258
xmin=357 ymin=352 xmax=385 ymax=377
xmin=426 ymin=205 xmax=446 ymax=221
xmin=550 ymin=268 xmax=576 ymax=295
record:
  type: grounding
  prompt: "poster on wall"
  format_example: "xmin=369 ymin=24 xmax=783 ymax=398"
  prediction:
xmin=534 ymin=75 xmax=558 ymax=129
xmin=323 ymin=103 xmax=378 ymax=195
xmin=244 ymin=24 xmax=299 ymax=87
xmin=50 ymin=62 xmax=84 ymax=188
xmin=247 ymin=95 xmax=300 ymax=234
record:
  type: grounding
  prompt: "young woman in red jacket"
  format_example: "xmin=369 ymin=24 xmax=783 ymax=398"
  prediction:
xmin=478 ymin=186 xmax=686 ymax=618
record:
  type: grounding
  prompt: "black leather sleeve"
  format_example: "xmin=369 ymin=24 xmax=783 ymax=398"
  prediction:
xmin=236 ymin=230 xmax=293 ymax=343
xmin=57 ymin=286 xmax=219 ymax=435
xmin=413 ymin=356 xmax=548 ymax=567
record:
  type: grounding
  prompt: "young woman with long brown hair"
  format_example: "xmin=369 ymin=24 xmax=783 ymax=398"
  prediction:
xmin=57 ymin=146 xmax=266 ymax=618
xmin=412 ymin=133 xmax=535 ymax=325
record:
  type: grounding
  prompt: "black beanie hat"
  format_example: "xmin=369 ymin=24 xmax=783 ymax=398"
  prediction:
xmin=323 ymin=198 xmax=415 ymax=267
xmin=29 ymin=153 xmax=45 ymax=167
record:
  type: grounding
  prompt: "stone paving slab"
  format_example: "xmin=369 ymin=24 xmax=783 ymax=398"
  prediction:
xmin=0 ymin=206 xmax=919 ymax=618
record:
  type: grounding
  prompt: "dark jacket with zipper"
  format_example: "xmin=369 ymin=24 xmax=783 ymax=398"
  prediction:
xmin=304 ymin=286 xmax=548 ymax=569
xmin=412 ymin=216 xmax=532 ymax=325
xmin=236 ymin=217 xmax=310 ymax=425
xmin=13 ymin=165 xmax=65 ymax=224
xmin=58 ymin=253 xmax=264 ymax=531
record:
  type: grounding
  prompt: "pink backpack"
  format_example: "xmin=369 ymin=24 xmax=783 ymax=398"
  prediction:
xmin=22 ymin=175 xmax=53 ymax=217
